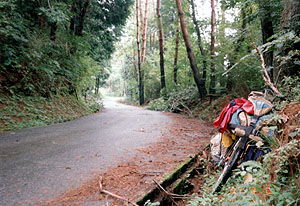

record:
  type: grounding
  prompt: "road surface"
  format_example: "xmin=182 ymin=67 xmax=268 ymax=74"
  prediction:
xmin=0 ymin=97 xmax=172 ymax=206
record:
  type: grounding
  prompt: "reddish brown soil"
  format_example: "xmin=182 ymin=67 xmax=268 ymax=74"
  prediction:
xmin=280 ymin=102 xmax=300 ymax=143
xmin=41 ymin=113 xmax=215 ymax=206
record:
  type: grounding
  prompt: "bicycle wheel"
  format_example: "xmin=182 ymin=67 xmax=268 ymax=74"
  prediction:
xmin=211 ymin=138 xmax=244 ymax=194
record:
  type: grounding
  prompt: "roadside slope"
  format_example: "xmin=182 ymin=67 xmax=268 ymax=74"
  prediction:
xmin=0 ymin=93 xmax=94 ymax=132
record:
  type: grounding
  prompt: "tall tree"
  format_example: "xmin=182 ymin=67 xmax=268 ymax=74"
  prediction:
xmin=0 ymin=0 xmax=133 ymax=97
xmin=74 ymin=0 xmax=91 ymax=36
xmin=136 ymin=0 xmax=144 ymax=105
xmin=279 ymin=0 xmax=300 ymax=77
xmin=141 ymin=0 xmax=149 ymax=63
xmin=226 ymin=4 xmax=248 ymax=93
xmin=157 ymin=0 xmax=166 ymax=89
xmin=210 ymin=0 xmax=216 ymax=94
xmin=259 ymin=0 xmax=274 ymax=79
xmin=139 ymin=0 xmax=144 ymax=34
xmin=190 ymin=0 xmax=207 ymax=81
xmin=50 ymin=22 xmax=57 ymax=41
xmin=219 ymin=7 xmax=226 ymax=89
xmin=173 ymin=19 xmax=180 ymax=84
xmin=281 ymin=0 xmax=300 ymax=35
xmin=175 ymin=0 xmax=206 ymax=98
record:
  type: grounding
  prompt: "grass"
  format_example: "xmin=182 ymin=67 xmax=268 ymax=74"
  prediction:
xmin=0 ymin=93 xmax=94 ymax=132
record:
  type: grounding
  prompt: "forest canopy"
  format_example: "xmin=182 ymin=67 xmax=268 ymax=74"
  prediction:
xmin=0 ymin=0 xmax=299 ymax=105
xmin=0 ymin=0 xmax=133 ymax=98
xmin=107 ymin=0 xmax=299 ymax=106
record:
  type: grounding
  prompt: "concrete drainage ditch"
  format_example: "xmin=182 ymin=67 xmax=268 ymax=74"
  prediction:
xmin=136 ymin=153 xmax=206 ymax=205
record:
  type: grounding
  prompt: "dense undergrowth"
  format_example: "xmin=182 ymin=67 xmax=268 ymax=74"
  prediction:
xmin=0 ymin=92 xmax=103 ymax=132
xmin=187 ymin=138 xmax=300 ymax=206
xmin=0 ymin=0 xmax=132 ymax=133
xmin=146 ymin=85 xmax=235 ymax=122
xmin=145 ymin=77 xmax=300 ymax=205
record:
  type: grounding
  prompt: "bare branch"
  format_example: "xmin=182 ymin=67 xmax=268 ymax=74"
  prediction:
xmin=222 ymin=53 xmax=253 ymax=76
xmin=253 ymin=43 xmax=283 ymax=97
xmin=99 ymin=177 xmax=138 ymax=206
xmin=153 ymin=179 xmax=185 ymax=205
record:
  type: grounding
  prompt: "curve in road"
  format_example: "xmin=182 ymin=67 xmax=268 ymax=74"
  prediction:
xmin=0 ymin=97 xmax=172 ymax=206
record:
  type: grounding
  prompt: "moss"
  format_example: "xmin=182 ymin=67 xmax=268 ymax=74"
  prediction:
xmin=136 ymin=154 xmax=198 ymax=205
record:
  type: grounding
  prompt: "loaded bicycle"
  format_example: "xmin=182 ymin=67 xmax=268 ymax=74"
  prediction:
xmin=211 ymin=91 xmax=274 ymax=194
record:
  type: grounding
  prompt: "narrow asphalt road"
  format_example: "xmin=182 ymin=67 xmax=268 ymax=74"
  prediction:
xmin=0 ymin=97 xmax=172 ymax=206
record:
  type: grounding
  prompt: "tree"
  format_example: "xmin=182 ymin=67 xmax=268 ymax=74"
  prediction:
xmin=74 ymin=0 xmax=91 ymax=36
xmin=281 ymin=0 xmax=300 ymax=35
xmin=225 ymin=2 xmax=248 ymax=93
xmin=157 ymin=0 xmax=166 ymax=90
xmin=218 ymin=7 xmax=226 ymax=89
xmin=175 ymin=0 xmax=206 ymax=98
xmin=173 ymin=19 xmax=180 ymax=84
xmin=136 ymin=0 xmax=144 ymax=105
xmin=258 ymin=0 xmax=274 ymax=79
xmin=141 ymin=0 xmax=149 ymax=63
xmin=0 ymin=0 xmax=133 ymax=98
xmin=190 ymin=0 xmax=207 ymax=81
xmin=279 ymin=0 xmax=300 ymax=77
xmin=210 ymin=0 xmax=216 ymax=94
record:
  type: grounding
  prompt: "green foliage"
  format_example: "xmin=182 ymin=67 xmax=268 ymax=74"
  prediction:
xmin=280 ymin=76 xmax=300 ymax=102
xmin=187 ymin=96 xmax=300 ymax=206
xmin=0 ymin=94 xmax=95 ymax=132
xmin=188 ymin=139 xmax=300 ymax=205
xmin=39 ymin=2 xmax=70 ymax=26
xmin=84 ymin=92 xmax=104 ymax=113
xmin=147 ymin=86 xmax=198 ymax=115
xmin=0 ymin=0 xmax=133 ymax=100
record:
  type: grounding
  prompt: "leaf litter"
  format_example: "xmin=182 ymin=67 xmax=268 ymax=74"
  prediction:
xmin=40 ymin=113 xmax=215 ymax=206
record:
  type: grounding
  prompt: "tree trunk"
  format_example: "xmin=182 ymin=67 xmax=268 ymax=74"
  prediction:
xmin=209 ymin=0 xmax=216 ymax=94
xmin=157 ymin=0 xmax=166 ymax=90
xmin=70 ymin=18 xmax=75 ymax=33
xmin=279 ymin=0 xmax=300 ymax=77
xmin=219 ymin=8 xmax=226 ymax=89
xmin=70 ymin=4 xmax=75 ymax=33
xmin=38 ymin=16 xmax=44 ymax=30
xmin=173 ymin=19 xmax=180 ymax=84
xmin=190 ymin=0 xmax=207 ymax=81
xmin=136 ymin=0 xmax=144 ymax=105
xmin=281 ymin=0 xmax=300 ymax=35
xmin=75 ymin=0 xmax=90 ymax=36
xmin=226 ymin=6 xmax=247 ymax=92
xmin=259 ymin=0 xmax=274 ymax=80
xmin=50 ymin=22 xmax=57 ymax=41
xmin=175 ymin=0 xmax=206 ymax=98
xmin=141 ymin=0 xmax=148 ymax=63
xmin=95 ymin=75 xmax=99 ymax=95
xmin=139 ymin=0 xmax=144 ymax=34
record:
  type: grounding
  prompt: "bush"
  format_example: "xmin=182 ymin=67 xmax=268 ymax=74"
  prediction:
xmin=147 ymin=85 xmax=199 ymax=115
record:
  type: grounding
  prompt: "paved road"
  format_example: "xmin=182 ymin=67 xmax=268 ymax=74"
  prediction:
xmin=0 ymin=97 xmax=172 ymax=206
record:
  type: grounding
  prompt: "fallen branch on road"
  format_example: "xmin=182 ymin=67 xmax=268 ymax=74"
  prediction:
xmin=99 ymin=176 xmax=138 ymax=206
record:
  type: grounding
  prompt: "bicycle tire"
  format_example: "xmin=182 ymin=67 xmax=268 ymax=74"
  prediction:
xmin=211 ymin=138 xmax=244 ymax=194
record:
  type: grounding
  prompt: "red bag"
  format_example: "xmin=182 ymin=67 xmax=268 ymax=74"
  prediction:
xmin=213 ymin=98 xmax=254 ymax=133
